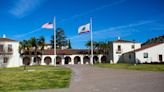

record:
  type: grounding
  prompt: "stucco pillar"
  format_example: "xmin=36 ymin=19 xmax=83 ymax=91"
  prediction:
xmin=31 ymin=57 xmax=34 ymax=65
xmin=71 ymin=57 xmax=74 ymax=65
xmin=51 ymin=56 xmax=55 ymax=65
xmin=41 ymin=56 xmax=46 ymax=65
xmin=80 ymin=56 xmax=84 ymax=64
xmin=98 ymin=55 xmax=102 ymax=63
xmin=61 ymin=58 xmax=65 ymax=65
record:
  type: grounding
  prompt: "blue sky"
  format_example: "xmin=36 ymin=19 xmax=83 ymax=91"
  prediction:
xmin=0 ymin=0 xmax=164 ymax=48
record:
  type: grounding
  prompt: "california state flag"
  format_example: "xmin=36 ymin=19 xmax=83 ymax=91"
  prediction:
xmin=78 ymin=23 xmax=90 ymax=34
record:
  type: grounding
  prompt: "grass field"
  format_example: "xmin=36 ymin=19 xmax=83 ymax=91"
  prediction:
xmin=0 ymin=66 xmax=71 ymax=92
xmin=94 ymin=63 xmax=164 ymax=71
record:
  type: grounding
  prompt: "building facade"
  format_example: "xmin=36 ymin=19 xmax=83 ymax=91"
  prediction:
xmin=122 ymin=43 xmax=164 ymax=63
xmin=1 ymin=37 xmax=163 ymax=68
xmin=108 ymin=40 xmax=141 ymax=63
xmin=0 ymin=37 xmax=108 ymax=68
xmin=0 ymin=38 xmax=21 ymax=67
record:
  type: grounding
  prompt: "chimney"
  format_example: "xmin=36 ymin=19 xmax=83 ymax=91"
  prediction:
xmin=3 ymin=34 xmax=6 ymax=38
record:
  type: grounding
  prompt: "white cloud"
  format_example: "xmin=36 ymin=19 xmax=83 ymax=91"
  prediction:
xmin=14 ymin=28 xmax=42 ymax=38
xmin=9 ymin=0 xmax=46 ymax=18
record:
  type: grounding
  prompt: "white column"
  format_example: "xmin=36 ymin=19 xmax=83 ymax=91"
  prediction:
xmin=41 ymin=56 xmax=46 ymax=65
xmin=98 ymin=55 xmax=102 ymax=63
xmin=71 ymin=57 xmax=74 ymax=65
xmin=80 ymin=56 xmax=84 ymax=64
xmin=31 ymin=57 xmax=34 ymax=65
xmin=61 ymin=58 xmax=65 ymax=65
xmin=51 ymin=56 xmax=55 ymax=65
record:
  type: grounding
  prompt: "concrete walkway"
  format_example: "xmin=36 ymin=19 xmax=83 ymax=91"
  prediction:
xmin=31 ymin=65 xmax=164 ymax=92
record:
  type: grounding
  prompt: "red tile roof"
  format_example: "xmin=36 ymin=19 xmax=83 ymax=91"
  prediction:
xmin=113 ymin=40 xmax=137 ymax=43
xmin=126 ymin=42 xmax=164 ymax=53
xmin=0 ymin=38 xmax=17 ymax=42
xmin=43 ymin=49 xmax=90 ymax=55
xmin=135 ymin=42 xmax=164 ymax=52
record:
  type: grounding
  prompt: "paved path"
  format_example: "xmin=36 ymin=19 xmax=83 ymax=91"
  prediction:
xmin=32 ymin=65 xmax=164 ymax=92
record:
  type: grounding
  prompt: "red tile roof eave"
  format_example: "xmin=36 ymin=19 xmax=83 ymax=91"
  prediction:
xmin=0 ymin=38 xmax=18 ymax=42
xmin=113 ymin=40 xmax=139 ymax=43
xmin=43 ymin=49 xmax=90 ymax=55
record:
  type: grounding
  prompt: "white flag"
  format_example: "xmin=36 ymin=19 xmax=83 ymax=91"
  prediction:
xmin=78 ymin=23 xmax=90 ymax=34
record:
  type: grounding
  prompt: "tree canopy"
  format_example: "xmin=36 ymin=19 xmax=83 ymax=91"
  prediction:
xmin=142 ymin=35 xmax=164 ymax=46
xmin=51 ymin=28 xmax=71 ymax=49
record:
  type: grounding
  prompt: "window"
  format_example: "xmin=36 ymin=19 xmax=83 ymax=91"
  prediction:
xmin=131 ymin=45 xmax=134 ymax=49
xmin=129 ymin=55 xmax=131 ymax=59
xmin=0 ymin=44 xmax=4 ymax=52
xmin=3 ymin=57 xmax=8 ymax=63
xmin=144 ymin=53 xmax=148 ymax=58
xmin=118 ymin=45 xmax=121 ymax=51
xmin=8 ymin=44 xmax=12 ymax=52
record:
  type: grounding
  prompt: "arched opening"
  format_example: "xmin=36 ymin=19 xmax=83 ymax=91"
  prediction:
xmin=34 ymin=57 xmax=41 ymax=65
xmin=83 ymin=56 xmax=90 ymax=64
xmin=23 ymin=57 xmax=31 ymax=66
xmin=101 ymin=56 xmax=107 ymax=63
xmin=65 ymin=56 xmax=71 ymax=64
xmin=93 ymin=56 xmax=99 ymax=64
xmin=56 ymin=56 xmax=62 ymax=64
xmin=44 ymin=57 xmax=52 ymax=65
xmin=74 ymin=56 xmax=81 ymax=64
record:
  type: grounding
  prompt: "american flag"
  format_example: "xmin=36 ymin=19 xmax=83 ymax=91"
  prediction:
xmin=42 ymin=22 xmax=53 ymax=29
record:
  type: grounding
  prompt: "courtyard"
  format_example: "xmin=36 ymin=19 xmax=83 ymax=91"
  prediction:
xmin=32 ymin=64 xmax=164 ymax=92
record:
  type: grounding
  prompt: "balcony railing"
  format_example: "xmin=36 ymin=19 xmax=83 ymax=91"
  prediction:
xmin=116 ymin=49 xmax=123 ymax=54
xmin=0 ymin=49 xmax=13 ymax=55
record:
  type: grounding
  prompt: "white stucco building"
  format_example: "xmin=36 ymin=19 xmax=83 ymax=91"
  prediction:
xmin=108 ymin=39 xmax=141 ymax=63
xmin=122 ymin=42 xmax=164 ymax=64
xmin=0 ymin=37 xmax=21 ymax=67
xmin=0 ymin=37 xmax=108 ymax=68
xmin=1 ymin=36 xmax=163 ymax=68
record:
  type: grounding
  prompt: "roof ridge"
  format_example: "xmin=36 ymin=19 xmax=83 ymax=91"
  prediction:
xmin=113 ymin=39 xmax=138 ymax=43
xmin=125 ymin=42 xmax=164 ymax=54
xmin=0 ymin=38 xmax=17 ymax=42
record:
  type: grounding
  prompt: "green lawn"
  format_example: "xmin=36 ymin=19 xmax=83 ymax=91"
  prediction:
xmin=0 ymin=66 xmax=71 ymax=92
xmin=94 ymin=63 xmax=164 ymax=71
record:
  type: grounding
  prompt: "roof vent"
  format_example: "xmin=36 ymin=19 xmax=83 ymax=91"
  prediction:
xmin=3 ymin=34 xmax=6 ymax=38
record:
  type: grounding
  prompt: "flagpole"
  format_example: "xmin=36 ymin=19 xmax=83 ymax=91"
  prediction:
xmin=90 ymin=17 xmax=93 ymax=65
xmin=54 ymin=16 xmax=57 ymax=66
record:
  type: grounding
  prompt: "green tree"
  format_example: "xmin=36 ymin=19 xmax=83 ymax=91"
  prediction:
xmin=19 ymin=40 xmax=32 ymax=70
xmin=38 ymin=36 xmax=45 ymax=53
xmin=19 ymin=36 xmax=45 ymax=69
xmin=68 ymin=39 xmax=72 ymax=49
xmin=85 ymin=41 xmax=98 ymax=49
xmin=85 ymin=41 xmax=109 ymax=54
xmin=51 ymin=28 xmax=69 ymax=49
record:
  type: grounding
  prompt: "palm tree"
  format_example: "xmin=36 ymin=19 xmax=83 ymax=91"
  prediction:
xmin=19 ymin=40 xmax=31 ymax=55
xmin=98 ymin=42 xmax=109 ymax=54
xmin=85 ymin=41 xmax=98 ymax=49
xmin=28 ymin=37 xmax=38 ymax=55
xmin=19 ymin=36 xmax=46 ymax=68
xmin=19 ymin=40 xmax=32 ymax=70
xmin=38 ymin=36 xmax=45 ymax=54
xmin=85 ymin=41 xmax=109 ymax=54
xmin=28 ymin=37 xmax=46 ymax=65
